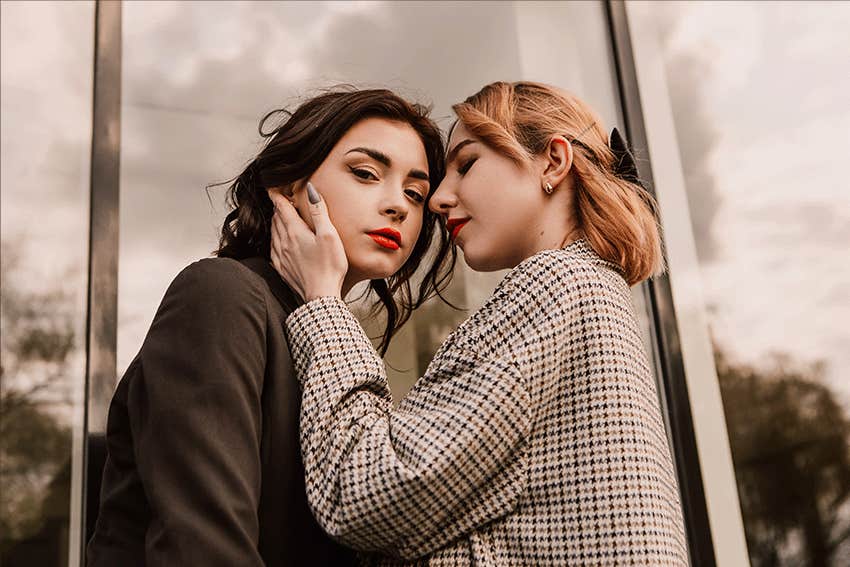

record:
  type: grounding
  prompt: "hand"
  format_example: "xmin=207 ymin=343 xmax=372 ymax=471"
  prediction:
xmin=267 ymin=183 xmax=348 ymax=301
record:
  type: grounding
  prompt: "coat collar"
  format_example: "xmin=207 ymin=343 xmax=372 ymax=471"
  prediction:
xmin=239 ymin=257 xmax=304 ymax=315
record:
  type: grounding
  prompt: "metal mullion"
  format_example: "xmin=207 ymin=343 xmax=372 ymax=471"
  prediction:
xmin=80 ymin=0 xmax=122 ymax=563
xmin=604 ymin=1 xmax=716 ymax=565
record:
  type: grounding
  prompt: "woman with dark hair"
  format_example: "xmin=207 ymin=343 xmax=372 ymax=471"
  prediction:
xmin=86 ymin=87 xmax=454 ymax=566
xmin=268 ymin=81 xmax=688 ymax=565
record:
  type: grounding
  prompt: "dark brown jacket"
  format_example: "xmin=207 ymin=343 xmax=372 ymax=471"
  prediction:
xmin=86 ymin=257 xmax=356 ymax=566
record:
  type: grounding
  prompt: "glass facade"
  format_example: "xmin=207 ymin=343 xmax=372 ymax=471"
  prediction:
xmin=630 ymin=2 xmax=850 ymax=565
xmin=0 ymin=2 xmax=95 ymax=565
xmin=7 ymin=1 xmax=845 ymax=564
xmin=116 ymin=0 xmax=649 ymax=404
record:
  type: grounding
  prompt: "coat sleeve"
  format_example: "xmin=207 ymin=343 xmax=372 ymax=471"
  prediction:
xmin=286 ymin=297 xmax=533 ymax=560
xmin=126 ymin=259 xmax=267 ymax=566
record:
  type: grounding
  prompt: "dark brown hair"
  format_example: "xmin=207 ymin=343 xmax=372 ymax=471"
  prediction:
xmin=214 ymin=86 xmax=456 ymax=354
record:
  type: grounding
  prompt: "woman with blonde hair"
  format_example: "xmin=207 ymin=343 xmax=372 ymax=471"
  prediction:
xmin=268 ymin=81 xmax=688 ymax=565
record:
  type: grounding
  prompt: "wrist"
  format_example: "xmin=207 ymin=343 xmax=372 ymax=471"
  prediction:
xmin=304 ymin=287 xmax=342 ymax=302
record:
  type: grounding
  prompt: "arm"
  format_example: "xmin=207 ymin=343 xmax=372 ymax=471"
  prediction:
xmin=287 ymin=297 xmax=533 ymax=560
xmin=126 ymin=260 xmax=267 ymax=566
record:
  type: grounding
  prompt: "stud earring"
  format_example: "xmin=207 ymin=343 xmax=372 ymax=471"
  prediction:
xmin=544 ymin=181 xmax=554 ymax=194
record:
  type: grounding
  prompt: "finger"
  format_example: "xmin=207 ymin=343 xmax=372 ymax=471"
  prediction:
xmin=305 ymin=182 xmax=335 ymax=235
xmin=272 ymin=193 xmax=309 ymax=235
xmin=272 ymin=209 xmax=285 ymax=241
xmin=268 ymin=189 xmax=298 ymax=216
xmin=270 ymin=217 xmax=281 ymax=258
xmin=270 ymin=239 xmax=280 ymax=270
xmin=267 ymin=190 xmax=291 ymax=220
xmin=272 ymin=212 xmax=290 ymax=256
xmin=287 ymin=181 xmax=314 ymax=233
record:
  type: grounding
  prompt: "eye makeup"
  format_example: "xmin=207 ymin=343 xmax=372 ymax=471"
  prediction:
xmin=405 ymin=188 xmax=426 ymax=204
xmin=458 ymin=156 xmax=477 ymax=175
xmin=348 ymin=165 xmax=379 ymax=181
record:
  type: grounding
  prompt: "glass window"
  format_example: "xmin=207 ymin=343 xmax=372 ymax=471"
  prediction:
xmin=0 ymin=2 xmax=95 ymax=566
xmin=118 ymin=0 xmax=655 ymax=402
xmin=631 ymin=2 xmax=850 ymax=565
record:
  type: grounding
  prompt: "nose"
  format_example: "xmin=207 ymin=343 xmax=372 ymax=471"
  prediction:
xmin=380 ymin=186 xmax=409 ymax=223
xmin=428 ymin=179 xmax=457 ymax=214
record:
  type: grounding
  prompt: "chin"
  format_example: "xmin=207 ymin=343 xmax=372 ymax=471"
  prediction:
xmin=349 ymin=255 xmax=403 ymax=281
xmin=463 ymin=251 xmax=499 ymax=272
xmin=459 ymin=246 xmax=506 ymax=272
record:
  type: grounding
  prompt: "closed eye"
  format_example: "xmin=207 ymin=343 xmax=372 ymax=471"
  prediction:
xmin=405 ymin=189 xmax=425 ymax=204
xmin=458 ymin=157 xmax=477 ymax=175
xmin=349 ymin=166 xmax=378 ymax=181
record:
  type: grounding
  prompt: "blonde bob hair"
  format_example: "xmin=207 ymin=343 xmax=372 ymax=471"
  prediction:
xmin=452 ymin=81 xmax=664 ymax=286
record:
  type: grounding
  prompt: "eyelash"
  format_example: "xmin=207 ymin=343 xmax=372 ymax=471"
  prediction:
xmin=350 ymin=167 xmax=378 ymax=181
xmin=458 ymin=157 xmax=477 ymax=175
xmin=405 ymin=190 xmax=425 ymax=204
xmin=350 ymin=166 xmax=426 ymax=204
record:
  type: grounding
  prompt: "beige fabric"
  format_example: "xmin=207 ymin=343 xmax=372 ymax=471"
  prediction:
xmin=286 ymin=239 xmax=689 ymax=566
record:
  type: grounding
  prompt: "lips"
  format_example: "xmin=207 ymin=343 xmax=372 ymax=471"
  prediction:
xmin=367 ymin=228 xmax=402 ymax=250
xmin=445 ymin=218 xmax=470 ymax=241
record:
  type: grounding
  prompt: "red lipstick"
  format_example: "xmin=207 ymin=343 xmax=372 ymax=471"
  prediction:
xmin=367 ymin=228 xmax=402 ymax=250
xmin=445 ymin=218 xmax=470 ymax=241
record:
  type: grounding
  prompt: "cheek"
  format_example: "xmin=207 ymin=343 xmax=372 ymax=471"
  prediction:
xmin=462 ymin=160 xmax=521 ymax=210
xmin=461 ymin=187 xmax=542 ymax=269
xmin=327 ymin=209 xmax=364 ymax=261
xmin=309 ymin=171 xmax=358 ymax=236
xmin=466 ymin=169 xmax=530 ymax=228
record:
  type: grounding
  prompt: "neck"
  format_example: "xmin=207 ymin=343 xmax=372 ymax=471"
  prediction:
xmin=558 ymin=227 xmax=584 ymax=249
xmin=534 ymin=201 xmax=581 ymax=253
xmin=552 ymin=180 xmax=585 ymax=249
xmin=341 ymin=274 xmax=358 ymax=300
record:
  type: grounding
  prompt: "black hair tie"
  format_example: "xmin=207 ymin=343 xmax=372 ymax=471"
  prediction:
xmin=609 ymin=127 xmax=643 ymax=189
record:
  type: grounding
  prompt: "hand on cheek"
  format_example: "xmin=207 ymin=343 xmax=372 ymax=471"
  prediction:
xmin=276 ymin=182 xmax=316 ymax=233
xmin=266 ymin=186 xmax=347 ymax=301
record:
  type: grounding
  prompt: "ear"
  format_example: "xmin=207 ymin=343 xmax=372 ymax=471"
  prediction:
xmin=269 ymin=181 xmax=306 ymax=201
xmin=267 ymin=185 xmax=290 ymax=199
xmin=541 ymin=135 xmax=574 ymax=190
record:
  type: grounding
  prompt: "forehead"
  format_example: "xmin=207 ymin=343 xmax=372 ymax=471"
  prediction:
xmin=447 ymin=121 xmax=473 ymax=151
xmin=335 ymin=117 xmax=427 ymax=166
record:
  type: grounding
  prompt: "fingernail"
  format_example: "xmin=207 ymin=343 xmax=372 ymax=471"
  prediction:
xmin=306 ymin=182 xmax=321 ymax=204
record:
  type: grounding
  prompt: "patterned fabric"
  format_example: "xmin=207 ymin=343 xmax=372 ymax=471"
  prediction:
xmin=286 ymin=239 xmax=689 ymax=566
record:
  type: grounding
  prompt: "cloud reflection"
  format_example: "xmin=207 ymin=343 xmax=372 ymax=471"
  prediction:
xmin=116 ymin=1 xmax=532 ymax=372
xmin=652 ymin=2 xmax=850 ymax=406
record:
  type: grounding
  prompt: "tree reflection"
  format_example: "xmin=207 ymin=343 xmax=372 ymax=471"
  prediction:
xmin=718 ymin=349 xmax=850 ymax=566
xmin=1 ymin=240 xmax=76 ymax=566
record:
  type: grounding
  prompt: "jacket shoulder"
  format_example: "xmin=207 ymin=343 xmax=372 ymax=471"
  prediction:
xmin=174 ymin=256 xmax=262 ymax=284
xmin=487 ymin=249 xmax=598 ymax=316
xmin=504 ymin=244 xmax=628 ymax=305
xmin=449 ymin=246 xmax=624 ymax=357
xmin=153 ymin=257 xmax=270 ymax=326
xmin=168 ymin=257 xmax=265 ymax=299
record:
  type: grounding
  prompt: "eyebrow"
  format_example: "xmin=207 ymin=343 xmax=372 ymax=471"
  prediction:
xmin=445 ymin=139 xmax=476 ymax=165
xmin=346 ymin=147 xmax=429 ymax=182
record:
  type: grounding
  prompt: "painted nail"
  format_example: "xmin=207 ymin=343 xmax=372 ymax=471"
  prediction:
xmin=307 ymin=182 xmax=321 ymax=204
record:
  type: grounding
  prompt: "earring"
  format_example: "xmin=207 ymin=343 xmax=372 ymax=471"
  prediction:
xmin=543 ymin=181 xmax=554 ymax=194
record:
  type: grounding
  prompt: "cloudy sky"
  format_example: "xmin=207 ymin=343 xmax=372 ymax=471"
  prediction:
xmin=638 ymin=1 xmax=850 ymax=408
xmin=2 ymin=1 xmax=847 ymax=414
xmin=111 ymin=0 xmax=623 ymax=377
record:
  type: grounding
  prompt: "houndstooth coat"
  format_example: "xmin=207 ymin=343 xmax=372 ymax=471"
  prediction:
xmin=286 ymin=239 xmax=689 ymax=565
